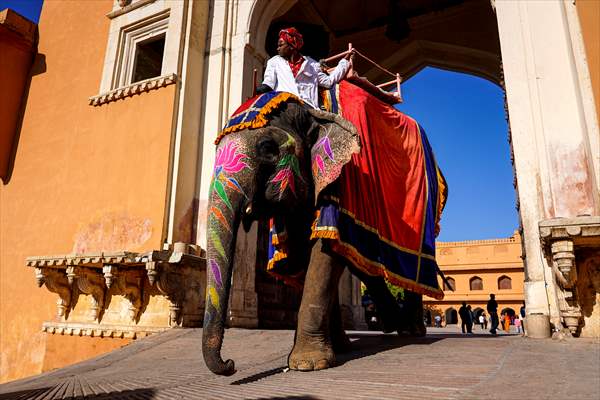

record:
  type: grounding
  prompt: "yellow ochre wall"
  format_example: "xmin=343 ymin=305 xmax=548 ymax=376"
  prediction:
xmin=0 ymin=0 xmax=176 ymax=383
xmin=577 ymin=0 xmax=600 ymax=122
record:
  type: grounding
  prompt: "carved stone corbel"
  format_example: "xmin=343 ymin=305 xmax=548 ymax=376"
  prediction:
xmin=156 ymin=268 xmax=185 ymax=327
xmin=102 ymin=264 xmax=117 ymax=289
xmin=550 ymin=240 xmax=577 ymax=287
xmin=35 ymin=268 xmax=72 ymax=319
xmin=113 ymin=271 xmax=144 ymax=322
xmin=145 ymin=261 xmax=160 ymax=286
xmin=76 ymin=270 xmax=106 ymax=321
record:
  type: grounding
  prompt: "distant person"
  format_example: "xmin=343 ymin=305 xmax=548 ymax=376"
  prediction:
xmin=466 ymin=305 xmax=474 ymax=334
xmin=520 ymin=301 xmax=526 ymax=334
xmin=361 ymin=290 xmax=378 ymax=330
xmin=434 ymin=314 xmax=442 ymax=328
xmin=487 ymin=294 xmax=499 ymax=335
xmin=514 ymin=315 xmax=522 ymax=334
xmin=479 ymin=313 xmax=486 ymax=329
xmin=504 ymin=313 xmax=511 ymax=332
xmin=458 ymin=301 xmax=473 ymax=334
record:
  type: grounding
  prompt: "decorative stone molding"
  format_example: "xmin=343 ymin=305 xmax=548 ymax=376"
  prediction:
xmin=108 ymin=0 xmax=156 ymax=19
xmin=539 ymin=216 xmax=600 ymax=336
xmin=88 ymin=73 xmax=177 ymax=107
xmin=41 ymin=322 xmax=159 ymax=339
xmin=27 ymin=248 xmax=205 ymax=338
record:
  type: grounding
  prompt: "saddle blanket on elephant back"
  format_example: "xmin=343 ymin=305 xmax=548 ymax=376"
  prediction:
xmin=268 ymin=81 xmax=447 ymax=299
xmin=324 ymin=80 xmax=447 ymax=299
xmin=215 ymin=91 xmax=302 ymax=145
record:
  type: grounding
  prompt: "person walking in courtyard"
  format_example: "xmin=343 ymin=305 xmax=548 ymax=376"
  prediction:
xmin=520 ymin=301 xmax=526 ymax=335
xmin=487 ymin=294 xmax=499 ymax=335
xmin=459 ymin=301 xmax=473 ymax=334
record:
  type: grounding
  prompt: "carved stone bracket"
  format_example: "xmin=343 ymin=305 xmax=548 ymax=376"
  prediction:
xmin=539 ymin=216 xmax=600 ymax=336
xmin=76 ymin=270 xmax=106 ymax=321
xmin=27 ymin=248 xmax=206 ymax=337
xmin=35 ymin=267 xmax=72 ymax=320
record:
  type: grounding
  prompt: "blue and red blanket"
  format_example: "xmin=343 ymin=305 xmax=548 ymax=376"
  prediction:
xmin=269 ymin=81 xmax=447 ymax=299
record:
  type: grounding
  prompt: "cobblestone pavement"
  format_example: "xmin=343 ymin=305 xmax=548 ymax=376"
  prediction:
xmin=1 ymin=326 xmax=598 ymax=400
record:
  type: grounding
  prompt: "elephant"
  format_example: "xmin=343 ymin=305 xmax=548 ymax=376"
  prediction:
xmin=202 ymin=101 xmax=423 ymax=376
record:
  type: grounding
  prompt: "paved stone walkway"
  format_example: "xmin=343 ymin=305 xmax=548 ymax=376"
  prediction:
xmin=1 ymin=327 xmax=598 ymax=399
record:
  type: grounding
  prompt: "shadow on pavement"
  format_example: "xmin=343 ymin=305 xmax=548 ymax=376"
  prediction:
xmin=0 ymin=387 xmax=156 ymax=400
xmin=231 ymin=367 xmax=287 ymax=385
xmin=336 ymin=333 xmax=441 ymax=366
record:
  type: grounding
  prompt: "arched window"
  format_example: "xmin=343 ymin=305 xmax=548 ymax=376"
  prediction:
xmin=469 ymin=276 xmax=483 ymax=291
xmin=498 ymin=275 xmax=512 ymax=290
xmin=443 ymin=277 xmax=456 ymax=291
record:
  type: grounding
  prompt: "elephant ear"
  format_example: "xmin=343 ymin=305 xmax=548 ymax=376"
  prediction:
xmin=308 ymin=109 xmax=361 ymax=200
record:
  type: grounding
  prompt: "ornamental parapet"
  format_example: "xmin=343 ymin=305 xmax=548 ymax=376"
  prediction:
xmin=88 ymin=73 xmax=177 ymax=106
xmin=26 ymin=248 xmax=205 ymax=339
xmin=539 ymin=216 xmax=600 ymax=338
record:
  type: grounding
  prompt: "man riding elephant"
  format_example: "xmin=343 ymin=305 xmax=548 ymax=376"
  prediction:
xmin=257 ymin=27 xmax=353 ymax=109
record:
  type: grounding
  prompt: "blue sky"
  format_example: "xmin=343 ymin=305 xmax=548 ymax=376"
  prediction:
xmin=397 ymin=67 xmax=517 ymax=241
xmin=0 ymin=0 xmax=43 ymax=22
xmin=4 ymin=0 xmax=518 ymax=242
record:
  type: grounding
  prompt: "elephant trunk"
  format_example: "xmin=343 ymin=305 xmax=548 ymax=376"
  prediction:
xmin=202 ymin=155 xmax=250 ymax=376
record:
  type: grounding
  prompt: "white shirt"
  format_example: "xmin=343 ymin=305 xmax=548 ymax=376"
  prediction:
xmin=262 ymin=55 xmax=349 ymax=109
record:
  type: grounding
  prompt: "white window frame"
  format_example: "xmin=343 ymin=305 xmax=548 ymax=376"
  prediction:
xmin=113 ymin=10 xmax=169 ymax=88
xmin=96 ymin=0 xmax=185 ymax=95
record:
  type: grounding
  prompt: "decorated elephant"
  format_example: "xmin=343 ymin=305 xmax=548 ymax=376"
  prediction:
xmin=203 ymin=85 xmax=446 ymax=376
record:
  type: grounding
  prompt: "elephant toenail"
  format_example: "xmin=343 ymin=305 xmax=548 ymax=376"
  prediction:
xmin=296 ymin=360 xmax=314 ymax=371
xmin=314 ymin=359 xmax=331 ymax=370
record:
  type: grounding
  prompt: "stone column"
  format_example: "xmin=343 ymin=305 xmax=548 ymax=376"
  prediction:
xmin=228 ymin=223 xmax=258 ymax=328
xmin=338 ymin=268 xmax=355 ymax=329
xmin=495 ymin=0 xmax=599 ymax=336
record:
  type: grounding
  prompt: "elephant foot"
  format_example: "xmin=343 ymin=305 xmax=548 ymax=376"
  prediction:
xmin=288 ymin=335 xmax=335 ymax=371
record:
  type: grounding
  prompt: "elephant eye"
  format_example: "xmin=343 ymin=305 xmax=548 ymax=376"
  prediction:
xmin=256 ymin=137 xmax=279 ymax=164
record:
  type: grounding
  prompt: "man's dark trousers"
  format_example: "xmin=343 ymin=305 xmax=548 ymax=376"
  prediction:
xmin=490 ymin=312 xmax=499 ymax=334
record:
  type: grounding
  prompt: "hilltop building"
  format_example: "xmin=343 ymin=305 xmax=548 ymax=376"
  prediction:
xmin=424 ymin=232 xmax=524 ymax=325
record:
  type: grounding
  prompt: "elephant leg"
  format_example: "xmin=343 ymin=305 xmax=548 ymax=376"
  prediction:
xmin=330 ymin=293 xmax=352 ymax=353
xmin=404 ymin=292 xmax=427 ymax=337
xmin=289 ymin=241 xmax=344 ymax=371
xmin=354 ymin=269 xmax=403 ymax=333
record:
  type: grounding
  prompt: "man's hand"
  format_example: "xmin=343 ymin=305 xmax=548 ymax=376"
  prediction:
xmin=345 ymin=49 xmax=356 ymax=63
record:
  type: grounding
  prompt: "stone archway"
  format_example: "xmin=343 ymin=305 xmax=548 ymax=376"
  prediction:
xmin=196 ymin=0 xmax=600 ymax=334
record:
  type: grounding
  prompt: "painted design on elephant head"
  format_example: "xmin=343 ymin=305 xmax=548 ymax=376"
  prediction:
xmin=312 ymin=135 xmax=334 ymax=177
xmin=269 ymin=153 xmax=304 ymax=200
xmin=210 ymin=141 xmax=250 ymax=210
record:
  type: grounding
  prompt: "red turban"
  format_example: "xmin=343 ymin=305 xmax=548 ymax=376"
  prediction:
xmin=279 ymin=27 xmax=304 ymax=50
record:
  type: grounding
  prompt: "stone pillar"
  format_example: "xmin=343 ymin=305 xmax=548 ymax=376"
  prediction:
xmin=338 ymin=268 xmax=355 ymax=329
xmin=228 ymin=223 xmax=258 ymax=328
xmin=495 ymin=0 xmax=600 ymax=335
